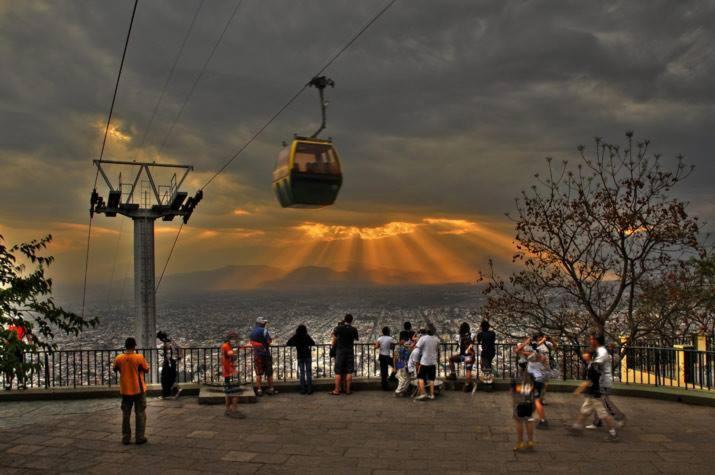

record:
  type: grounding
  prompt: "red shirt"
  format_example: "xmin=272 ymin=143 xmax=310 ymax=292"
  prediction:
xmin=8 ymin=325 xmax=26 ymax=340
xmin=221 ymin=342 xmax=237 ymax=378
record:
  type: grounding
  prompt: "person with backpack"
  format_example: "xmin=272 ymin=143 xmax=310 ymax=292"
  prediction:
xmin=286 ymin=324 xmax=316 ymax=395
xmin=249 ymin=317 xmax=278 ymax=396
xmin=515 ymin=335 xmax=549 ymax=429
xmin=511 ymin=373 xmax=536 ymax=451
xmin=446 ymin=322 xmax=476 ymax=391
xmin=375 ymin=327 xmax=396 ymax=391
xmin=113 ymin=337 xmax=149 ymax=445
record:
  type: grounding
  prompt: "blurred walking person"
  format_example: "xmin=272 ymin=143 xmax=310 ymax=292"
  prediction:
xmin=113 ymin=337 xmax=149 ymax=445
xmin=515 ymin=335 xmax=549 ymax=428
xmin=287 ymin=324 xmax=316 ymax=395
xmin=568 ymin=338 xmax=622 ymax=442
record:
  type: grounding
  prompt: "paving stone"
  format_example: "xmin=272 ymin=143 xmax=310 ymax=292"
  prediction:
xmin=221 ymin=450 xmax=257 ymax=462
xmin=0 ymin=391 xmax=714 ymax=474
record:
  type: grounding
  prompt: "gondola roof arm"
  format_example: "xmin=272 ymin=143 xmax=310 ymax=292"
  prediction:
xmin=308 ymin=76 xmax=334 ymax=139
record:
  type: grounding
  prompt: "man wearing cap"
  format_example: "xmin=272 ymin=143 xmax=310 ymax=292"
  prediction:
xmin=249 ymin=317 xmax=278 ymax=396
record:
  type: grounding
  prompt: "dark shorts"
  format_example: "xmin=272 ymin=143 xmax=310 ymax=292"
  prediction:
xmin=418 ymin=365 xmax=437 ymax=381
xmin=224 ymin=376 xmax=241 ymax=395
xmin=334 ymin=351 xmax=355 ymax=375
xmin=254 ymin=353 xmax=273 ymax=377
xmin=533 ymin=381 xmax=545 ymax=399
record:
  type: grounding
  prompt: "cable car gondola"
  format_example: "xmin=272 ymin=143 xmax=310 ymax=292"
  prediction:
xmin=272 ymin=76 xmax=342 ymax=208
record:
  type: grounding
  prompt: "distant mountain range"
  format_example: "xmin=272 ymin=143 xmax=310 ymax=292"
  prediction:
xmin=158 ymin=264 xmax=446 ymax=295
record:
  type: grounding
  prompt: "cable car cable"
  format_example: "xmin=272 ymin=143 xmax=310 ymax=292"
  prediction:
xmin=156 ymin=0 xmax=399 ymax=292
xmin=201 ymin=0 xmax=399 ymax=191
xmin=155 ymin=221 xmax=184 ymax=292
xmin=104 ymin=0 xmax=205 ymax=307
xmin=81 ymin=0 xmax=140 ymax=319
xmin=155 ymin=0 xmax=245 ymax=157
xmin=137 ymin=0 xmax=206 ymax=149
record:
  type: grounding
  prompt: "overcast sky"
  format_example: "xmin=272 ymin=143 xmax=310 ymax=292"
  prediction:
xmin=1 ymin=0 xmax=714 ymax=298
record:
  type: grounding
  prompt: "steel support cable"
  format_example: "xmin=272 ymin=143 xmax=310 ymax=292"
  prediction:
xmin=155 ymin=0 xmax=399 ymax=292
xmin=200 ymin=0 xmax=399 ymax=191
xmin=155 ymin=221 xmax=183 ymax=292
xmin=155 ymin=0 xmax=244 ymax=157
xmin=81 ymin=0 xmax=140 ymax=319
xmin=137 ymin=0 xmax=206 ymax=148
xmin=105 ymin=0 xmax=205 ymax=304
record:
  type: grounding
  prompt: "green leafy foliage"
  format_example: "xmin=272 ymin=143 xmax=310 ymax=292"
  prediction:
xmin=1 ymin=234 xmax=98 ymax=377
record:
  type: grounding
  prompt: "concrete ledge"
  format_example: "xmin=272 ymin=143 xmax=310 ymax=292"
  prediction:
xmin=2 ymin=379 xmax=713 ymax=407
xmin=0 ymin=384 xmax=199 ymax=402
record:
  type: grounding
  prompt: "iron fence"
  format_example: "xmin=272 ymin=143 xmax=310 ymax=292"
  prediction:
xmin=2 ymin=343 xmax=714 ymax=391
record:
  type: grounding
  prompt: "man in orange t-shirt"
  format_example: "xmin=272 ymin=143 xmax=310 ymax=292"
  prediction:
xmin=221 ymin=332 xmax=245 ymax=419
xmin=113 ymin=337 xmax=150 ymax=445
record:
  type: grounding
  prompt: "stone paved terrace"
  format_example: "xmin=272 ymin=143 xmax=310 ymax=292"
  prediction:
xmin=0 ymin=390 xmax=714 ymax=474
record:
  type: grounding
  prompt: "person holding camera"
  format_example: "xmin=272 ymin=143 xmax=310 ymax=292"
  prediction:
xmin=515 ymin=335 xmax=549 ymax=429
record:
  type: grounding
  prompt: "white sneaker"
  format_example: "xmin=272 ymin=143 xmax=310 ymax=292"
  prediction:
xmin=414 ymin=394 xmax=428 ymax=401
xmin=427 ymin=394 xmax=435 ymax=400
xmin=585 ymin=424 xmax=598 ymax=430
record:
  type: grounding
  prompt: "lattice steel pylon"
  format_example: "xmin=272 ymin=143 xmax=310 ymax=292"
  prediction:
xmin=90 ymin=160 xmax=202 ymax=351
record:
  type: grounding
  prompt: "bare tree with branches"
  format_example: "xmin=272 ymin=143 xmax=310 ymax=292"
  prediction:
xmin=481 ymin=132 xmax=702 ymax=344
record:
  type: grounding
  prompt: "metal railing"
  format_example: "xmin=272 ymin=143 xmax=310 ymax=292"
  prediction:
xmin=2 ymin=343 xmax=714 ymax=392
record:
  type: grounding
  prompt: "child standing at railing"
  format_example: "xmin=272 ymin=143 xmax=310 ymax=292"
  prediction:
xmin=221 ymin=332 xmax=245 ymax=419
xmin=287 ymin=325 xmax=316 ymax=395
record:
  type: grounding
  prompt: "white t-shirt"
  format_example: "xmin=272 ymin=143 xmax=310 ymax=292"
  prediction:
xmin=408 ymin=348 xmax=421 ymax=373
xmin=377 ymin=336 xmax=396 ymax=356
xmin=593 ymin=346 xmax=613 ymax=389
xmin=527 ymin=345 xmax=549 ymax=382
xmin=416 ymin=335 xmax=440 ymax=366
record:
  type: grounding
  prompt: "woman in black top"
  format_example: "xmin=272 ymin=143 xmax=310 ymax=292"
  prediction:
xmin=287 ymin=325 xmax=316 ymax=394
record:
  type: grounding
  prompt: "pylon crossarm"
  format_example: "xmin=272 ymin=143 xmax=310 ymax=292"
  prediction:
xmin=94 ymin=162 xmax=115 ymax=192
xmin=142 ymin=165 xmax=162 ymax=206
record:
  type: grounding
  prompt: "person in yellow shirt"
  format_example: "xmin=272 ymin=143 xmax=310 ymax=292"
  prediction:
xmin=113 ymin=337 xmax=149 ymax=445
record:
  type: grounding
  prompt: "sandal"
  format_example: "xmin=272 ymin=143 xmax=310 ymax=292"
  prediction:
xmin=329 ymin=390 xmax=341 ymax=396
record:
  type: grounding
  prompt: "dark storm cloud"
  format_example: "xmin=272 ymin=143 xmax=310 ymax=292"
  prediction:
xmin=1 ymin=0 xmax=714 ymax=235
